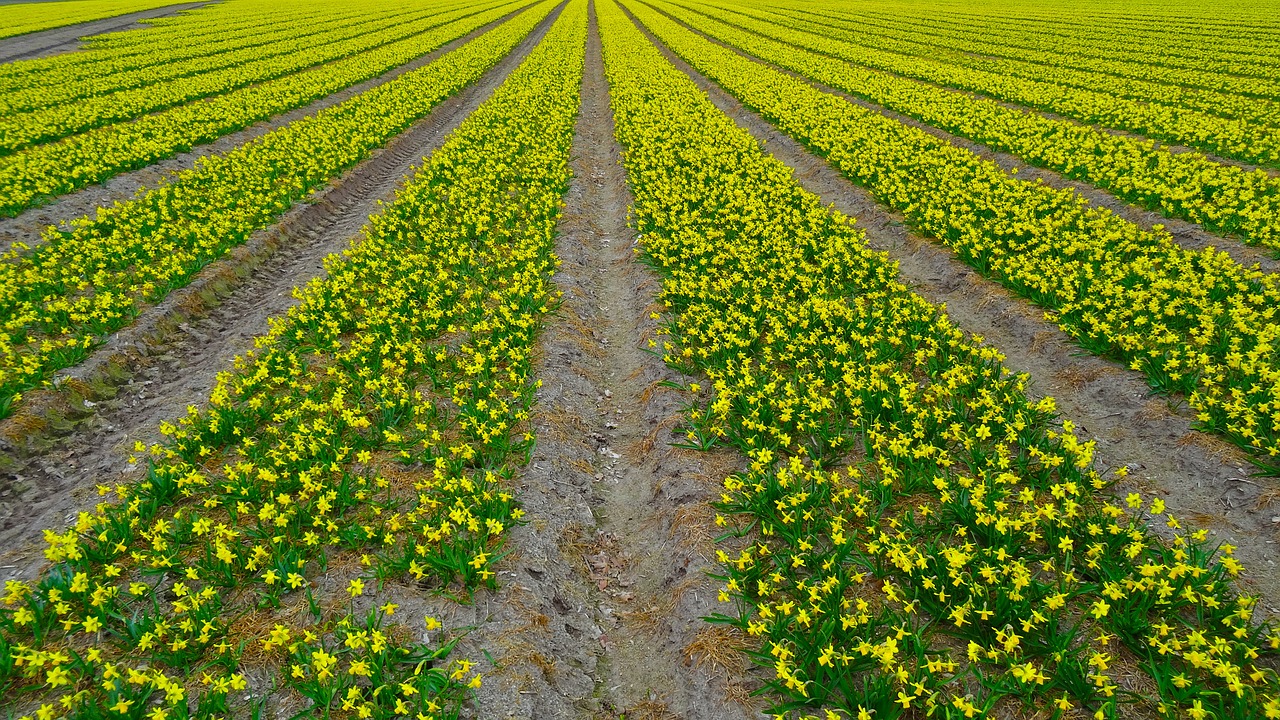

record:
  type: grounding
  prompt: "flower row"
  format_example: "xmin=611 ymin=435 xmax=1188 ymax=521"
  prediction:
xmin=0 ymin=0 xmax=530 ymax=216
xmin=631 ymin=1 xmax=1280 ymax=475
xmin=0 ymin=2 xmax=449 ymax=118
xmin=601 ymin=1 xmax=1279 ymax=717
xmin=760 ymin=3 xmax=1280 ymax=125
xmin=849 ymin=6 xmax=1280 ymax=77
xmin=654 ymin=2 xmax=1280 ymax=251
xmin=0 ymin=0 xmax=328 ymax=93
xmin=0 ymin=0 xmax=556 ymax=420
xmin=0 ymin=0 xmax=181 ymax=41
xmin=684 ymin=1 xmax=1280 ymax=168
xmin=0 ymin=1 xmax=491 ymax=154
xmin=793 ymin=4 xmax=1280 ymax=101
xmin=0 ymin=1 xmax=586 ymax=716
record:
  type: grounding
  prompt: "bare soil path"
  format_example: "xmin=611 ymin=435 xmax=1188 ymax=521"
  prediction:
xmin=414 ymin=8 xmax=770 ymax=716
xmin=0 ymin=6 xmax=564 ymax=584
xmin=0 ymin=2 xmax=211 ymax=64
xmin=621 ymin=2 xmax=1280 ymax=615
xmin=0 ymin=4 xmax=534 ymax=256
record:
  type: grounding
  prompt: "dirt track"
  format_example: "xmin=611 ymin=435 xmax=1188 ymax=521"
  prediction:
xmin=0 ymin=2 xmax=212 ymax=64
xmin=404 ymin=11 xmax=769 ymax=715
xmin=480 ymin=9 xmax=765 ymax=713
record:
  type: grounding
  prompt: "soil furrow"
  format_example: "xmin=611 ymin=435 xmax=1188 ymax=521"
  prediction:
xmin=0 ymin=3 xmax=535 ymax=255
xmin=0 ymin=2 xmax=212 ymax=64
xmin=428 ymin=7 xmax=771 ymax=716
xmin=620 ymin=2 xmax=1280 ymax=616
xmin=0 ymin=5 xmax=564 ymax=584
xmin=649 ymin=2 xmax=1280 ymax=272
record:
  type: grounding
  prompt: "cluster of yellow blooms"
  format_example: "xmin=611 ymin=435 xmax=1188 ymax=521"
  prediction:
xmin=658 ymin=0 xmax=1280 ymax=251
xmin=0 ymin=0 xmax=553 ymax=419
xmin=277 ymin=610 xmax=481 ymax=719
xmin=602 ymin=1 xmax=1279 ymax=718
xmin=671 ymin=0 xmax=1279 ymax=168
xmin=0 ymin=1 xmax=500 ymax=154
xmin=826 ymin=3 xmax=1280 ymax=88
xmin=0 ymin=1 xmax=489 ymax=117
xmin=630 ymin=3 xmax=1280 ymax=476
xmin=0 ymin=0 xmax=532 ymax=217
xmin=0 ymin=0 xmax=180 ymax=41
xmin=0 ymin=1 xmax=585 ymax=716
xmin=751 ymin=2 xmax=1280 ymax=133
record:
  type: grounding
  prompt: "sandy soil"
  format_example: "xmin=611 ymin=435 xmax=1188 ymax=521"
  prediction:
xmin=408 ymin=11 xmax=770 ymax=715
xmin=622 ymin=3 xmax=1280 ymax=616
xmin=0 ymin=6 xmax=563 ymax=584
xmin=0 ymin=2 xmax=212 ymax=64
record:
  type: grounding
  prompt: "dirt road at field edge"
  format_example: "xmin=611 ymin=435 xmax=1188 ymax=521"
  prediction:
xmin=0 ymin=2 xmax=212 ymax=64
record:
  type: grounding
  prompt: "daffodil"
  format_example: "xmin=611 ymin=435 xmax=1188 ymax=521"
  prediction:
xmin=599 ymin=2 xmax=1280 ymax=716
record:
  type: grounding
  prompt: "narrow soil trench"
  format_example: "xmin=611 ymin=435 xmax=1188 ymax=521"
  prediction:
xmin=412 ymin=8 xmax=770 ymax=717
xmin=0 ymin=3 xmax=534 ymax=255
xmin=621 ymin=2 xmax=1280 ymax=615
xmin=545 ymin=9 xmax=764 ymax=716
xmin=648 ymin=3 xmax=1280 ymax=272
xmin=0 ymin=6 xmax=565 ymax=583
xmin=0 ymin=2 xmax=213 ymax=64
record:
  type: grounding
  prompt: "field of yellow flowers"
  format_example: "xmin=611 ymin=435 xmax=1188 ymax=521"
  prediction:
xmin=1 ymin=0 xmax=1278 ymax=718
